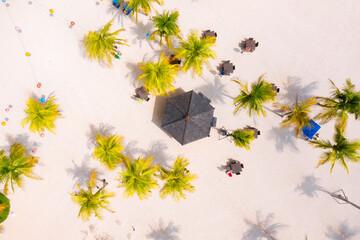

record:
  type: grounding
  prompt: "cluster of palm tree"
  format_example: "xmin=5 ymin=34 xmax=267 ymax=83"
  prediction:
xmin=71 ymin=130 xmax=197 ymax=221
xmin=232 ymin=77 xmax=360 ymax=173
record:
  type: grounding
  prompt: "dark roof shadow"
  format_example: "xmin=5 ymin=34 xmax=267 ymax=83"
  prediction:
xmin=279 ymin=76 xmax=318 ymax=106
xmin=87 ymin=123 xmax=116 ymax=149
xmin=151 ymin=88 xmax=185 ymax=130
xmin=266 ymin=126 xmax=298 ymax=152
xmin=146 ymin=218 xmax=180 ymax=240
xmin=195 ymin=76 xmax=233 ymax=104
xmin=242 ymin=211 xmax=286 ymax=240
xmin=325 ymin=221 xmax=360 ymax=240
xmin=294 ymin=175 xmax=326 ymax=198
xmin=65 ymin=154 xmax=104 ymax=189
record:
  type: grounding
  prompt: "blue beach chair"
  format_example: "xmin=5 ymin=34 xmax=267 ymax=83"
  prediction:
xmin=112 ymin=0 xmax=123 ymax=8
xmin=302 ymin=119 xmax=321 ymax=140
xmin=123 ymin=4 xmax=133 ymax=15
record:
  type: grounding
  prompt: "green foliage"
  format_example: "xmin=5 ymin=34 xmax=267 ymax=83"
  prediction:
xmin=71 ymin=170 xmax=115 ymax=222
xmin=175 ymin=31 xmax=216 ymax=77
xmin=159 ymin=156 xmax=197 ymax=201
xmin=233 ymin=75 xmax=277 ymax=117
xmin=117 ymin=156 xmax=159 ymax=200
xmin=83 ymin=19 xmax=128 ymax=67
xmin=315 ymin=79 xmax=360 ymax=129
xmin=22 ymin=96 xmax=62 ymax=134
xmin=274 ymin=97 xmax=318 ymax=136
xmin=93 ymin=134 xmax=124 ymax=170
xmin=0 ymin=193 xmax=10 ymax=224
xmin=149 ymin=10 xmax=181 ymax=48
xmin=310 ymin=124 xmax=360 ymax=174
xmin=126 ymin=0 xmax=163 ymax=23
xmin=137 ymin=52 xmax=179 ymax=96
xmin=231 ymin=129 xmax=255 ymax=150
xmin=0 ymin=143 xmax=42 ymax=195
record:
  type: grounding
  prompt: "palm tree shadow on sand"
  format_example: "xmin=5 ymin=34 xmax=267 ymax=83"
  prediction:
xmin=242 ymin=211 xmax=286 ymax=240
xmin=279 ymin=76 xmax=318 ymax=106
xmin=195 ymin=76 xmax=233 ymax=104
xmin=6 ymin=133 xmax=41 ymax=156
xmin=141 ymin=140 xmax=173 ymax=168
xmin=266 ymin=126 xmax=298 ymax=152
xmin=294 ymin=174 xmax=326 ymax=198
xmin=66 ymin=155 xmax=103 ymax=189
xmin=146 ymin=218 xmax=180 ymax=240
xmin=87 ymin=123 xmax=116 ymax=149
xmin=325 ymin=221 xmax=360 ymax=240
xmin=129 ymin=21 xmax=154 ymax=48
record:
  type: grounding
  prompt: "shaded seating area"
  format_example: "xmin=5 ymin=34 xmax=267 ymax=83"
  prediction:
xmin=224 ymin=159 xmax=244 ymax=175
xmin=134 ymin=86 xmax=150 ymax=102
xmin=301 ymin=119 xmax=321 ymax=140
xmin=169 ymin=54 xmax=181 ymax=65
xmin=243 ymin=126 xmax=260 ymax=138
xmin=219 ymin=60 xmax=235 ymax=76
xmin=270 ymin=83 xmax=280 ymax=93
xmin=240 ymin=37 xmax=259 ymax=53
xmin=201 ymin=30 xmax=217 ymax=41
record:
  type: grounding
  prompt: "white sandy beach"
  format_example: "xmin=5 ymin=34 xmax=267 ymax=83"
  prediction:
xmin=1 ymin=0 xmax=360 ymax=239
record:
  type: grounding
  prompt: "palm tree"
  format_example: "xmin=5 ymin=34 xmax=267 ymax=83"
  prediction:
xmin=0 ymin=193 xmax=10 ymax=224
xmin=273 ymin=97 xmax=318 ymax=136
xmin=22 ymin=96 xmax=62 ymax=134
xmin=117 ymin=156 xmax=159 ymax=200
xmin=159 ymin=156 xmax=197 ymax=201
xmin=310 ymin=124 xmax=360 ymax=174
xmin=93 ymin=134 xmax=124 ymax=170
xmin=233 ymin=75 xmax=277 ymax=117
xmin=83 ymin=19 xmax=129 ymax=67
xmin=175 ymin=31 xmax=216 ymax=77
xmin=315 ymin=79 xmax=360 ymax=129
xmin=71 ymin=170 xmax=115 ymax=222
xmin=229 ymin=129 xmax=255 ymax=150
xmin=126 ymin=0 xmax=163 ymax=23
xmin=137 ymin=52 xmax=179 ymax=96
xmin=0 ymin=143 xmax=42 ymax=195
xmin=149 ymin=10 xmax=181 ymax=48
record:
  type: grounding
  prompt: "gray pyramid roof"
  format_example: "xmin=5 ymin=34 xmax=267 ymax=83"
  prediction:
xmin=161 ymin=91 xmax=215 ymax=145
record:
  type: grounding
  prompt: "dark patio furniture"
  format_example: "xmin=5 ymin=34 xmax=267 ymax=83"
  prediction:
xmin=221 ymin=61 xmax=234 ymax=76
xmin=230 ymin=162 xmax=242 ymax=174
xmin=244 ymin=38 xmax=258 ymax=52
xmin=161 ymin=90 xmax=215 ymax=145
xmin=210 ymin=117 xmax=217 ymax=127
xmin=236 ymin=172 xmax=240 ymax=175
xmin=270 ymin=83 xmax=280 ymax=93
xmin=169 ymin=55 xmax=181 ymax=65
xmin=202 ymin=30 xmax=217 ymax=41
xmin=135 ymin=86 xmax=150 ymax=101
xmin=244 ymin=126 xmax=259 ymax=138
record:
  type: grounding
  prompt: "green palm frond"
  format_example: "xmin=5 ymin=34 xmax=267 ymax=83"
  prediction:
xmin=175 ymin=31 xmax=216 ymax=77
xmin=84 ymin=19 xmax=129 ymax=67
xmin=127 ymin=0 xmax=163 ymax=23
xmin=315 ymin=79 xmax=360 ymax=127
xmin=310 ymin=125 xmax=360 ymax=173
xmin=231 ymin=129 xmax=255 ymax=150
xmin=233 ymin=75 xmax=277 ymax=117
xmin=0 ymin=143 xmax=42 ymax=195
xmin=0 ymin=193 xmax=10 ymax=224
xmin=274 ymin=97 xmax=317 ymax=136
xmin=149 ymin=10 xmax=181 ymax=48
xmin=93 ymin=134 xmax=124 ymax=170
xmin=137 ymin=52 xmax=179 ymax=96
xmin=117 ymin=156 xmax=159 ymax=200
xmin=159 ymin=156 xmax=197 ymax=201
xmin=71 ymin=170 xmax=115 ymax=222
xmin=22 ymin=96 xmax=62 ymax=134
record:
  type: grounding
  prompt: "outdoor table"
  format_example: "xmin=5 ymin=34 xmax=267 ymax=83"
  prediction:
xmin=203 ymin=30 xmax=217 ymax=38
xmin=245 ymin=39 xmax=256 ymax=52
xmin=222 ymin=62 xmax=234 ymax=75
xmin=135 ymin=86 xmax=149 ymax=100
xmin=270 ymin=85 xmax=277 ymax=91
xmin=230 ymin=162 xmax=242 ymax=174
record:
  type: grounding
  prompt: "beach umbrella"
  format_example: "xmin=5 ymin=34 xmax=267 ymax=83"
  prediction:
xmin=161 ymin=90 xmax=215 ymax=145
